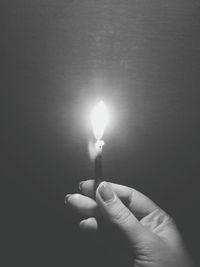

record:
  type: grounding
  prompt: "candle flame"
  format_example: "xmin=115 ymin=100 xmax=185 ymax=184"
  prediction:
xmin=90 ymin=101 xmax=109 ymax=140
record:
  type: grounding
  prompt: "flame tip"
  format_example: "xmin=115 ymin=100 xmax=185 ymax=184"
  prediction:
xmin=90 ymin=101 xmax=109 ymax=140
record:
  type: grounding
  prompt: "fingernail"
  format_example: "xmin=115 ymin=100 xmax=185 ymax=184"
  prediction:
xmin=98 ymin=182 xmax=115 ymax=203
xmin=64 ymin=194 xmax=72 ymax=204
xmin=79 ymin=181 xmax=84 ymax=191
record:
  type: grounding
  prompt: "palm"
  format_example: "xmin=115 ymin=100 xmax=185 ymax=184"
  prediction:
xmin=133 ymin=209 xmax=190 ymax=267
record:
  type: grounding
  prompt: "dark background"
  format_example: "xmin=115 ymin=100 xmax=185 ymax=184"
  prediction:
xmin=1 ymin=1 xmax=200 ymax=266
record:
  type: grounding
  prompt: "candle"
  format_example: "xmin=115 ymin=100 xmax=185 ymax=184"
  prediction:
xmin=94 ymin=139 xmax=104 ymax=185
xmin=90 ymin=101 xmax=109 ymax=192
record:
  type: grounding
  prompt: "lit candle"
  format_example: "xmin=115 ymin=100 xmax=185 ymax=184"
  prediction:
xmin=90 ymin=101 xmax=109 ymax=191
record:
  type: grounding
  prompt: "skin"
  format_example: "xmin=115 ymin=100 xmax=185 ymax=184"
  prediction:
xmin=65 ymin=180 xmax=194 ymax=267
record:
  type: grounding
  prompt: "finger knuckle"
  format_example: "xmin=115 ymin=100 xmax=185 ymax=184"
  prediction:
xmin=152 ymin=207 xmax=175 ymax=226
xmin=111 ymin=204 xmax=132 ymax=226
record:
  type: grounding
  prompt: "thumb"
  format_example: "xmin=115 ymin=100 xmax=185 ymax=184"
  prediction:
xmin=96 ymin=182 xmax=150 ymax=247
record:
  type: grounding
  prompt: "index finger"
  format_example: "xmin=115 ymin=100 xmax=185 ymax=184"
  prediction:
xmin=80 ymin=180 xmax=160 ymax=219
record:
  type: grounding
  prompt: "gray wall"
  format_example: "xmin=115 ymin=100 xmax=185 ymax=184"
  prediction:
xmin=2 ymin=1 xmax=200 ymax=266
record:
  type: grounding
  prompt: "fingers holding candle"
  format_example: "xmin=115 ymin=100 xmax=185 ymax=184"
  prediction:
xmin=66 ymin=180 xmax=163 ymax=233
xmin=65 ymin=183 xmax=194 ymax=267
xmin=79 ymin=180 xmax=160 ymax=219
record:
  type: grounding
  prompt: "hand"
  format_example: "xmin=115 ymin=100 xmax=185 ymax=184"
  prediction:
xmin=65 ymin=180 xmax=193 ymax=267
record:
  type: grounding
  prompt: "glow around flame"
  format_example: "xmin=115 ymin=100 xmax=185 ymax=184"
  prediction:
xmin=90 ymin=101 xmax=109 ymax=140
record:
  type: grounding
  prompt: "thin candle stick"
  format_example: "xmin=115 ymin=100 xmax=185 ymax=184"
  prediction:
xmin=94 ymin=140 xmax=104 ymax=194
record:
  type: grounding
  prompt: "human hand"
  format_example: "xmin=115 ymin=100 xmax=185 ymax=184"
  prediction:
xmin=65 ymin=180 xmax=193 ymax=267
